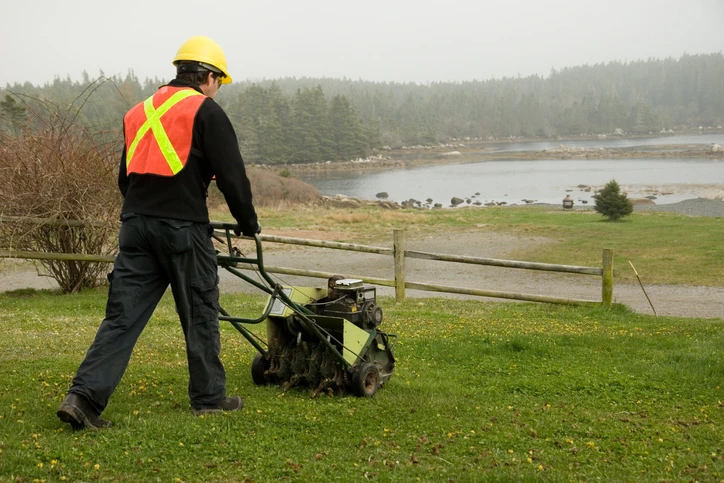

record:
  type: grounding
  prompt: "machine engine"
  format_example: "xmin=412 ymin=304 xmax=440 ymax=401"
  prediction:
xmin=251 ymin=276 xmax=396 ymax=397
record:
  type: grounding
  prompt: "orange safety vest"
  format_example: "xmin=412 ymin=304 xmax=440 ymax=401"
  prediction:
xmin=123 ymin=86 xmax=206 ymax=176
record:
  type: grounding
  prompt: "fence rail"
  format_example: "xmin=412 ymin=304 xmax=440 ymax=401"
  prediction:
xmin=1 ymin=220 xmax=613 ymax=306
xmin=0 ymin=215 xmax=112 ymax=228
xmin=405 ymin=250 xmax=603 ymax=276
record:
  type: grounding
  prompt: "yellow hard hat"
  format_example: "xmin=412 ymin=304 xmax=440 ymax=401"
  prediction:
xmin=173 ymin=36 xmax=232 ymax=84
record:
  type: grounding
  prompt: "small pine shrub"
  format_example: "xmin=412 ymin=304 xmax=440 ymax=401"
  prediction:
xmin=593 ymin=179 xmax=634 ymax=221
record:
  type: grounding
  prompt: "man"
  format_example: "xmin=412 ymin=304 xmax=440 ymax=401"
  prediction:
xmin=57 ymin=36 xmax=260 ymax=430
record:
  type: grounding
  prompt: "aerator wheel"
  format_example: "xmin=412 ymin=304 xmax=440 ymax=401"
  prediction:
xmin=352 ymin=363 xmax=380 ymax=397
xmin=251 ymin=353 xmax=269 ymax=385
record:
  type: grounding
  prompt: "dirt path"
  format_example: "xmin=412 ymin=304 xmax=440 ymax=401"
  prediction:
xmin=3 ymin=232 xmax=722 ymax=320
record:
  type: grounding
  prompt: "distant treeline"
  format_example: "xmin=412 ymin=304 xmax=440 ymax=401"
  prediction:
xmin=2 ymin=53 xmax=722 ymax=165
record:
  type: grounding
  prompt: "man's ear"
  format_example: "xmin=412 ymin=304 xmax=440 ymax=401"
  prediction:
xmin=199 ymin=72 xmax=211 ymax=87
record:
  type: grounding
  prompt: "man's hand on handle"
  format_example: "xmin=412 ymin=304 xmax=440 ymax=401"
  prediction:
xmin=233 ymin=222 xmax=262 ymax=237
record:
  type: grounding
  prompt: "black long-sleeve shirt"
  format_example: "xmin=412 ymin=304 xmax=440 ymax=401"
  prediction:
xmin=118 ymin=79 xmax=257 ymax=233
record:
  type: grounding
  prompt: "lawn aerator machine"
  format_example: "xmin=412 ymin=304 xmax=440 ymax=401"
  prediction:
xmin=210 ymin=222 xmax=397 ymax=398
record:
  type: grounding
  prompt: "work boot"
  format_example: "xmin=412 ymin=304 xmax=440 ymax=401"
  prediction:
xmin=193 ymin=396 xmax=244 ymax=416
xmin=57 ymin=393 xmax=112 ymax=430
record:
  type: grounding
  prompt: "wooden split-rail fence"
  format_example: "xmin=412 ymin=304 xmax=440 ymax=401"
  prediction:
xmin=0 ymin=217 xmax=614 ymax=307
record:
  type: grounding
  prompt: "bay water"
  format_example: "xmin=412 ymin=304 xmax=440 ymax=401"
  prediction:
xmin=300 ymin=135 xmax=724 ymax=206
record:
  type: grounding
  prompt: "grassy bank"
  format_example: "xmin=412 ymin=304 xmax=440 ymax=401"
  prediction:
xmin=210 ymin=204 xmax=724 ymax=287
xmin=0 ymin=289 xmax=722 ymax=482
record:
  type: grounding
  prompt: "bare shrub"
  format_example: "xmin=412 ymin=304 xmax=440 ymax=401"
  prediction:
xmin=0 ymin=89 xmax=122 ymax=293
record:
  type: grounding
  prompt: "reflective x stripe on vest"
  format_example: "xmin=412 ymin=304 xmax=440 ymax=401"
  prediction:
xmin=125 ymin=87 xmax=205 ymax=176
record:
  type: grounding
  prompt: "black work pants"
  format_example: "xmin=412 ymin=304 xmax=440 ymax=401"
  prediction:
xmin=69 ymin=214 xmax=226 ymax=413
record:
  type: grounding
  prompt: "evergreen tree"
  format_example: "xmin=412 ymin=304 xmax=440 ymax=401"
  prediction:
xmin=629 ymin=101 xmax=660 ymax=134
xmin=593 ymin=180 xmax=634 ymax=221
xmin=290 ymin=87 xmax=335 ymax=163
xmin=329 ymin=95 xmax=366 ymax=159
xmin=260 ymin=83 xmax=292 ymax=164
xmin=0 ymin=94 xmax=28 ymax=135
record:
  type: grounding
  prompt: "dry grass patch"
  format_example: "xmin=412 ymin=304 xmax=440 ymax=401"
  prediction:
xmin=208 ymin=167 xmax=321 ymax=208
xmin=327 ymin=212 xmax=374 ymax=224
xmin=378 ymin=211 xmax=419 ymax=223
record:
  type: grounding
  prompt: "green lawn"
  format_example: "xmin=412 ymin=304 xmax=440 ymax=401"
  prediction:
xmin=0 ymin=289 xmax=722 ymax=482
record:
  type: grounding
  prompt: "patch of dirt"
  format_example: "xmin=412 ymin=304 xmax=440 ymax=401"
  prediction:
xmin=4 ymin=231 xmax=723 ymax=320
xmin=0 ymin=260 xmax=58 ymax=292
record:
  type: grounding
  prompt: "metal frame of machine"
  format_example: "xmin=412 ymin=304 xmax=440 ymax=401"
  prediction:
xmin=210 ymin=222 xmax=397 ymax=397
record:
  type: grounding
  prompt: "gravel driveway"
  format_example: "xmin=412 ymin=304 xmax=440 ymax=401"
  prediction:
xmin=3 ymin=200 xmax=723 ymax=320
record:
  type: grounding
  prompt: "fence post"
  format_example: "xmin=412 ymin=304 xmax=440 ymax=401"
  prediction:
xmin=393 ymin=229 xmax=406 ymax=302
xmin=601 ymin=248 xmax=614 ymax=307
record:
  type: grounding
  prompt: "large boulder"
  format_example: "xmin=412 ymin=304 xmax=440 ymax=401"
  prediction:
xmin=321 ymin=194 xmax=363 ymax=208
xmin=450 ymin=197 xmax=464 ymax=206
xmin=699 ymin=188 xmax=724 ymax=200
xmin=377 ymin=200 xmax=401 ymax=209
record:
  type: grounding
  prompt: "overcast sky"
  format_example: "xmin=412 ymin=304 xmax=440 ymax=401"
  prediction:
xmin=1 ymin=0 xmax=722 ymax=87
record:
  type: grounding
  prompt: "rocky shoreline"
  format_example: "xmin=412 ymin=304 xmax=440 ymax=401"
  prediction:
xmin=319 ymin=192 xmax=724 ymax=217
